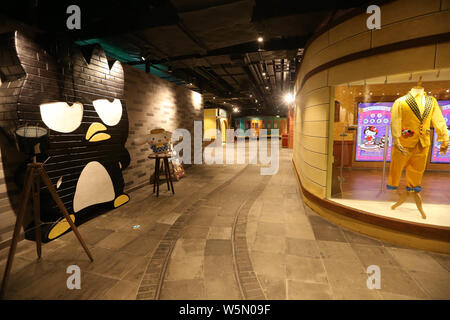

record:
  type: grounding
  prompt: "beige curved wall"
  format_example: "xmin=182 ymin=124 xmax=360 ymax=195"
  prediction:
xmin=293 ymin=0 xmax=450 ymax=198
xmin=293 ymin=0 xmax=450 ymax=197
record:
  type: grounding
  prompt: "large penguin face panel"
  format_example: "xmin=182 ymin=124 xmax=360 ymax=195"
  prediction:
xmin=0 ymin=32 xmax=130 ymax=242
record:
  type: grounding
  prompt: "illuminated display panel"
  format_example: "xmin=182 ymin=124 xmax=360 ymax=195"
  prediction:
xmin=355 ymin=102 xmax=393 ymax=162
xmin=430 ymin=100 xmax=450 ymax=163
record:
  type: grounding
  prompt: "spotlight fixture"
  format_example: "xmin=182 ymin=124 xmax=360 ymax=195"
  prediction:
xmin=284 ymin=93 xmax=294 ymax=104
xmin=262 ymin=72 xmax=266 ymax=76
xmin=233 ymin=107 xmax=239 ymax=113
xmin=213 ymin=97 xmax=216 ymax=99
xmin=265 ymin=86 xmax=269 ymax=90
xmin=257 ymin=36 xmax=264 ymax=43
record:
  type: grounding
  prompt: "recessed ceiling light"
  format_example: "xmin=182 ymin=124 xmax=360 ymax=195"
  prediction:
xmin=284 ymin=93 xmax=294 ymax=103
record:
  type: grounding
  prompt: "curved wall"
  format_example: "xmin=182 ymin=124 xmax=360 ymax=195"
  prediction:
xmin=293 ymin=0 xmax=450 ymax=199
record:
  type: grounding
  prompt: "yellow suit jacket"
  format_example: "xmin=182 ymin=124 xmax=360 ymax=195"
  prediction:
xmin=391 ymin=91 xmax=449 ymax=148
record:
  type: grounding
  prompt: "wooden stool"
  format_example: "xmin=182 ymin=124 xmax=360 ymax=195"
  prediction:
xmin=149 ymin=154 xmax=174 ymax=197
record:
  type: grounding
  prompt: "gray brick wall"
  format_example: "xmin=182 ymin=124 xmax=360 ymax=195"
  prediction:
xmin=122 ymin=65 xmax=203 ymax=192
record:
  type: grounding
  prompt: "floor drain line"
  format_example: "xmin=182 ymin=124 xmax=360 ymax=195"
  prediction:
xmin=231 ymin=178 xmax=270 ymax=300
xmin=136 ymin=165 xmax=251 ymax=300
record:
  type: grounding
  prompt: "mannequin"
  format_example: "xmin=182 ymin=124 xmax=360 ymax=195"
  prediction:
xmin=388 ymin=77 xmax=449 ymax=218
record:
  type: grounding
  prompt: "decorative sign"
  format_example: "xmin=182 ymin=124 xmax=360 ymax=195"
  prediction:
xmin=355 ymin=102 xmax=393 ymax=162
xmin=430 ymin=100 xmax=450 ymax=163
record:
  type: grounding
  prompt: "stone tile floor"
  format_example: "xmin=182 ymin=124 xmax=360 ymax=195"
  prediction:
xmin=0 ymin=145 xmax=449 ymax=299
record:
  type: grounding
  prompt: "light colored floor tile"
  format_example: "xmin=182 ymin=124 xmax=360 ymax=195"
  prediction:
xmin=286 ymin=255 xmax=328 ymax=284
xmin=387 ymin=247 xmax=449 ymax=274
xmin=287 ymin=280 xmax=333 ymax=300
xmin=165 ymin=255 xmax=204 ymax=281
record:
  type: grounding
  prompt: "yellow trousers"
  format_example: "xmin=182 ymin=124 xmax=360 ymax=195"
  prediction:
xmin=387 ymin=143 xmax=429 ymax=192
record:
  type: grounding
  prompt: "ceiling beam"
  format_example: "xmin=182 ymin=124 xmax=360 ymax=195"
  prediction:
xmin=149 ymin=35 xmax=309 ymax=65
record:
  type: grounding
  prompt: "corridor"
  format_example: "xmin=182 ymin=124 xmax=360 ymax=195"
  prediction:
xmin=1 ymin=145 xmax=449 ymax=300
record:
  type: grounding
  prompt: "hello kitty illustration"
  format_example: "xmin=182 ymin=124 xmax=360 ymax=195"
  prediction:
xmin=364 ymin=126 xmax=378 ymax=145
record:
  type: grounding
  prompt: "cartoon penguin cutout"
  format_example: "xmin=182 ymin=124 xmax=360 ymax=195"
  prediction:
xmin=0 ymin=31 xmax=130 ymax=242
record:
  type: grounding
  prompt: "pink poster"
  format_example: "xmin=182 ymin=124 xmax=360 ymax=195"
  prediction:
xmin=355 ymin=102 xmax=393 ymax=162
xmin=430 ymin=100 xmax=450 ymax=163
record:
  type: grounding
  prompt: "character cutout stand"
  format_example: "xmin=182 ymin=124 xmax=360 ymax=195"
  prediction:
xmin=134 ymin=128 xmax=175 ymax=196
xmin=388 ymin=77 xmax=449 ymax=218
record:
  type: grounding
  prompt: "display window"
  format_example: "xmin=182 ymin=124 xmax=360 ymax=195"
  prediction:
xmin=329 ymin=69 xmax=450 ymax=228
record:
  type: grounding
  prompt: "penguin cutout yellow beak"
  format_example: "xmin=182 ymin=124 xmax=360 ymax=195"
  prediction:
xmin=86 ymin=122 xmax=111 ymax=142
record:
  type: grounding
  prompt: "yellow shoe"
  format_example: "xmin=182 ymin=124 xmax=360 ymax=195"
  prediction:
xmin=114 ymin=194 xmax=129 ymax=208
xmin=48 ymin=214 xmax=75 ymax=240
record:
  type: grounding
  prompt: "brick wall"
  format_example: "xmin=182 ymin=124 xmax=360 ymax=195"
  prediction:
xmin=121 ymin=65 xmax=203 ymax=192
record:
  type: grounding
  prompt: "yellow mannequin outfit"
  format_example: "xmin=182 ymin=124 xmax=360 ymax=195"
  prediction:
xmin=387 ymin=90 xmax=449 ymax=192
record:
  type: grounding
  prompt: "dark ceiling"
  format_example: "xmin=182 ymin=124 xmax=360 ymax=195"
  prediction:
xmin=0 ymin=0 xmax=373 ymax=116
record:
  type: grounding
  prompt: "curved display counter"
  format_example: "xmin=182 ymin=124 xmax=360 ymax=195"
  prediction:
xmin=293 ymin=0 xmax=450 ymax=253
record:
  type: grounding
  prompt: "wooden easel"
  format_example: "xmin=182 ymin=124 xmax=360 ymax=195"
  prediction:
xmin=0 ymin=157 xmax=93 ymax=298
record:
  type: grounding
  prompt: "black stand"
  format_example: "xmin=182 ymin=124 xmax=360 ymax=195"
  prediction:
xmin=149 ymin=154 xmax=175 ymax=197
xmin=0 ymin=159 xmax=93 ymax=298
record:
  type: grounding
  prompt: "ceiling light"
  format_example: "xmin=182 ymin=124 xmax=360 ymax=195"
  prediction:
xmin=213 ymin=97 xmax=216 ymax=99
xmin=249 ymin=94 xmax=253 ymax=98
xmin=257 ymin=36 xmax=264 ymax=43
xmin=284 ymin=93 xmax=294 ymax=103
xmin=255 ymin=99 xmax=258 ymax=103
xmin=265 ymin=86 xmax=269 ymax=90
xmin=141 ymin=56 xmax=145 ymax=61
xmin=262 ymin=72 xmax=266 ymax=76
xmin=233 ymin=107 xmax=239 ymax=113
